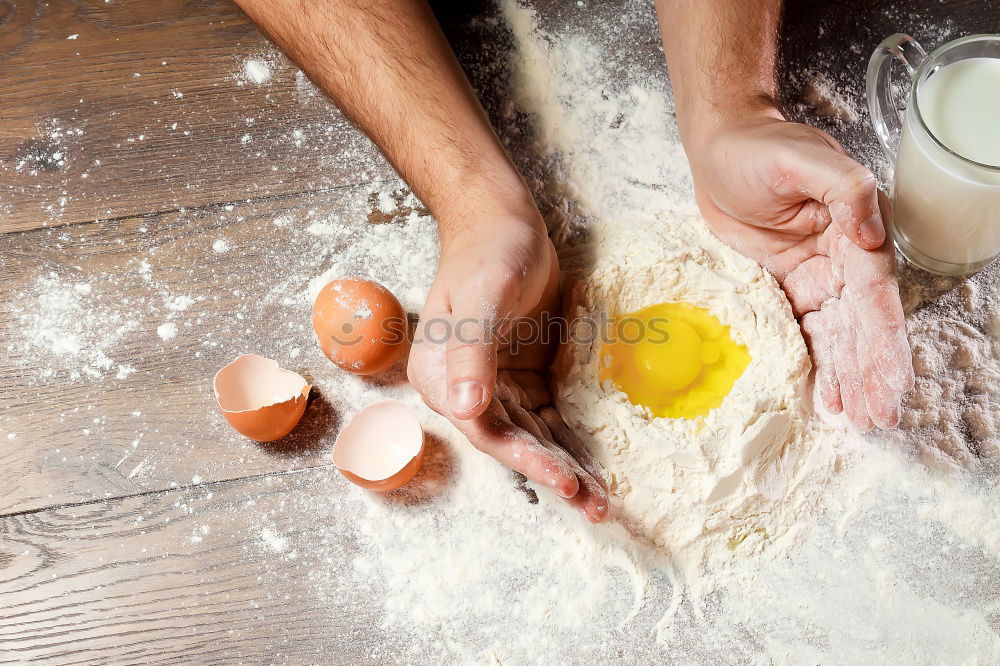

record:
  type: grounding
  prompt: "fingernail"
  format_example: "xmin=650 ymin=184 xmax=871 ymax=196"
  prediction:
xmin=858 ymin=214 xmax=885 ymax=246
xmin=552 ymin=476 xmax=578 ymax=498
xmin=449 ymin=381 xmax=484 ymax=414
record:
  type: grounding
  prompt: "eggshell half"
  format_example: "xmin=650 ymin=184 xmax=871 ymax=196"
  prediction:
xmin=333 ymin=400 xmax=424 ymax=491
xmin=214 ymin=354 xmax=311 ymax=442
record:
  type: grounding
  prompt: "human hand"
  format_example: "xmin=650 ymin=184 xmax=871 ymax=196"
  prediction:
xmin=684 ymin=108 xmax=914 ymax=430
xmin=407 ymin=216 xmax=609 ymax=521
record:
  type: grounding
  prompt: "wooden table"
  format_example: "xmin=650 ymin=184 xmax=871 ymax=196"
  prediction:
xmin=1 ymin=0 xmax=996 ymax=662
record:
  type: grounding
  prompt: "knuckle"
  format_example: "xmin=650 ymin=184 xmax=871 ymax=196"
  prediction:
xmin=469 ymin=265 xmax=518 ymax=298
xmin=445 ymin=340 xmax=490 ymax=359
xmin=841 ymin=165 xmax=877 ymax=197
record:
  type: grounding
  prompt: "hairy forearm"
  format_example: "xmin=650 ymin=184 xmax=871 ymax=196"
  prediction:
xmin=234 ymin=0 xmax=537 ymax=235
xmin=654 ymin=0 xmax=784 ymax=141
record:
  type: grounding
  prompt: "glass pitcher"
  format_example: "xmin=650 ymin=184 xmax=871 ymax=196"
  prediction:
xmin=867 ymin=34 xmax=1000 ymax=276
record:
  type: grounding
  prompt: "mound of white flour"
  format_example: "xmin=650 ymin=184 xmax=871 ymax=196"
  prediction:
xmin=553 ymin=214 xmax=850 ymax=585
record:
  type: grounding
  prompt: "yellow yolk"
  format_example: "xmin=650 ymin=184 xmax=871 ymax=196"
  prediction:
xmin=600 ymin=302 xmax=750 ymax=419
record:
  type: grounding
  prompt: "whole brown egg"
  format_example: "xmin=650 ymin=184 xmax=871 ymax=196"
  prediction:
xmin=312 ymin=278 xmax=408 ymax=375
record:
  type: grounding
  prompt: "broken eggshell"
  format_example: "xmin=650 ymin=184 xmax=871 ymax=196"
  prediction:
xmin=333 ymin=400 xmax=424 ymax=492
xmin=213 ymin=354 xmax=311 ymax=442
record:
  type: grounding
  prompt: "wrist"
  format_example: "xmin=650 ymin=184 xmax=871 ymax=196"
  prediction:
xmin=434 ymin=169 xmax=545 ymax=245
xmin=679 ymin=94 xmax=784 ymax=151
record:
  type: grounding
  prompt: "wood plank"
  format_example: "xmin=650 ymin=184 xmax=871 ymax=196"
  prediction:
xmin=0 ymin=183 xmax=435 ymax=515
xmin=0 ymin=0 xmax=396 ymax=234
xmin=0 ymin=466 xmax=390 ymax=664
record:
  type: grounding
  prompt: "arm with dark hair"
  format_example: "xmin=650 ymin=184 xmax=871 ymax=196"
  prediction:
xmin=657 ymin=0 xmax=784 ymax=141
xmin=234 ymin=0 xmax=534 ymax=228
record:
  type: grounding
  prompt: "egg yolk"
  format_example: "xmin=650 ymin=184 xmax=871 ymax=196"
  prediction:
xmin=600 ymin=302 xmax=750 ymax=419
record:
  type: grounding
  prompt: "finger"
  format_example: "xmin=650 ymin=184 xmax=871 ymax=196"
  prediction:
xmin=830 ymin=299 xmax=874 ymax=431
xmin=504 ymin=369 xmax=551 ymax=409
xmin=496 ymin=371 xmax=530 ymax=408
xmin=502 ymin=396 xmax=545 ymax=439
xmin=865 ymin=363 xmax=902 ymax=429
xmin=854 ymin=279 xmax=914 ymax=393
xmin=445 ymin=275 xmax=521 ymax=420
xmin=410 ymin=313 xmax=582 ymax=496
xmin=503 ymin=400 xmax=608 ymax=523
xmin=528 ymin=412 xmax=554 ymax=441
xmin=873 ymin=302 xmax=914 ymax=394
xmin=781 ymin=254 xmax=838 ymax=318
xmin=456 ymin=398 xmax=580 ymax=499
xmin=778 ymin=138 xmax=885 ymax=249
xmin=406 ymin=311 xmax=452 ymax=415
xmin=767 ymin=198 xmax=832 ymax=241
xmin=445 ymin=315 xmax=497 ymax=420
xmin=528 ymin=412 xmax=556 ymax=442
xmin=844 ymin=290 xmax=902 ymax=428
xmin=562 ymin=466 xmax=610 ymax=523
xmin=801 ymin=309 xmax=843 ymax=414
xmin=835 ymin=237 xmax=914 ymax=393
xmin=539 ymin=407 xmax=610 ymax=523
xmin=501 ymin=394 xmax=586 ymax=480
xmin=538 ymin=407 xmax=609 ymax=495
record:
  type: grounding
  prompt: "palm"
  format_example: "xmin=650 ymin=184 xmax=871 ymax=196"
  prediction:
xmin=690 ymin=118 xmax=914 ymax=430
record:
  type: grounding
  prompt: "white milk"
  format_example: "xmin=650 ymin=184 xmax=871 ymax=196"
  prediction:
xmin=892 ymin=57 xmax=1000 ymax=268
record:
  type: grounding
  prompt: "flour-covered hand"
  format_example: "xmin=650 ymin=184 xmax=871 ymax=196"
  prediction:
xmin=407 ymin=219 xmax=610 ymax=521
xmin=684 ymin=110 xmax=914 ymax=430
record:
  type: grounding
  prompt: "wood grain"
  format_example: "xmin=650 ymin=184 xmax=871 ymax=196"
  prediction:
xmin=0 ymin=0 xmax=997 ymax=662
xmin=0 ymin=0 xmax=396 ymax=234
xmin=0 ymin=184 xmax=429 ymax=515
xmin=0 ymin=466 xmax=393 ymax=664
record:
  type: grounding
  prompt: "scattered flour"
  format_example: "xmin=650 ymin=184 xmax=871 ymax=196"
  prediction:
xmin=212 ymin=238 xmax=230 ymax=254
xmin=11 ymin=272 xmax=138 ymax=381
xmin=307 ymin=208 xmax=438 ymax=312
xmin=294 ymin=69 xmax=320 ymax=104
xmin=798 ymin=71 xmax=861 ymax=124
xmin=156 ymin=322 xmax=178 ymax=341
xmin=164 ymin=295 xmax=196 ymax=312
xmin=243 ymin=58 xmax=272 ymax=85
xmin=260 ymin=527 xmax=289 ymax=553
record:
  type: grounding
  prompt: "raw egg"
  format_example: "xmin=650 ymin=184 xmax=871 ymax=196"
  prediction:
xmin=600 ymin=302 xmax=750 ymax=419
xmin=312 ymin=278 xmax=407 ymax=375
xmin=214 ymin=354 xmax=311 ymax=441
xmin=333 ymin=400 xmax=424 ymax=491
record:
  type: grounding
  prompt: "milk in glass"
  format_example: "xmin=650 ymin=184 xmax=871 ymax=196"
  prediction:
xmin=892 ymin=57 xmax=1000 ymax=267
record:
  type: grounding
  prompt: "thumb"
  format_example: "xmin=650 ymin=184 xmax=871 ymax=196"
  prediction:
xmin=786 ymin=137 xmax=886 ymax=250
xmin=444 ymin=280 xmax=516 ymax=420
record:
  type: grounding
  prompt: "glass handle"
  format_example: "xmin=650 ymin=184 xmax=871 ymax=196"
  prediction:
xmin=866 ymin=33 xmax=927 ymax=162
